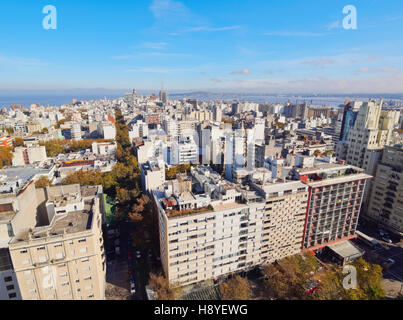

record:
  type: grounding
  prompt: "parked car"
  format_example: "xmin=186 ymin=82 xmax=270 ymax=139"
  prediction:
xmin=130 ymin=282 xmax=136 ymax=295
xmin=382 ymin=258 xmax=395 ymax=270
xmin=378 ymin=229 xmax=387 ymax=237
xmin=136 ymin=250 xmax=141 ymax=259
xmin=382 ymin=236 xmax=392 ymax=244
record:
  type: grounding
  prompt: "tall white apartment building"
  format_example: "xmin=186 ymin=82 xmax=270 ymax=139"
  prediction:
xmin=71 ymin=123 xmax=82 ymax=141
xmin=367 ymin=145 xmax=403 ymax=236
xmin=97 ymin=122 xmax=116 ymax=140
xmin=8 ymin=185 xmax=106 ymax=300
xmin=153 ymin=166 xmax=266 ymax=286
xmin=130 ymin=120 xmax=149 ymax=139
xmin=0 ymin=180 xmax=39 ymax=300
xmin=141 ymin=160 xmax=166 ymax=194
xmin=170 ymin=136 xmax=198 ymax=165
xmin=152 ymin=165 xmax=310 ymax=286
xmin=346 ymin=100 xmax=397 ymax=176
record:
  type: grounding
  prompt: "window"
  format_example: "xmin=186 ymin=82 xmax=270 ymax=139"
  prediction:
xmin=78 ymin=239 xmax=87 ymax=243
xmin=37 ymin=246 xmax=46 ymax=251
xmin=8 ymin=293 xmax=17 ymax=299
xmin=7 ymin=223 xmax=14 ymax=237
xmin=4 ymin=276 xmax=12 ymax=282
xmin=20 ymin=249 xmax=28 ymax=254
xmin=6 ymin=285 xmax=14 ymax=291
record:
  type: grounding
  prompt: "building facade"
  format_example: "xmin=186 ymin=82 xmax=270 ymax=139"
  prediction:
xmin=367 ymin=145 xmax=403 ymax=236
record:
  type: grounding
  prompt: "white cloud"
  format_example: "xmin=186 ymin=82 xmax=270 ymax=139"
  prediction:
xmin=301 ymin=58 xmax=335 ymax=66
xmin=140 ymin=42 xmax=168 ymax=50
xmin=149 ymin=0 xmax=192 ymax=21
xmin=326 ymin=20 xmax=341 ymax=30
xmin=355 ymin=67 xmax=370 ymax=73
xmin=263 ymin=31 xmax=326 ymax=37
xmin=0 ymin=54 xmax=48 ymax=69
xmin=210 ymin=78 xmax=222 ymax=83
xmin=113 ymin=52 xmax=189 ymax=60
xmin=125 ymin=67 xmax=194 ymax=73
xmin=231 ymin=68 xmax=250 ymax=75
xmin=379 ymin=66 xmax=398 ymax=73
xmin=187 ymin=26 xmax=240 ymax=32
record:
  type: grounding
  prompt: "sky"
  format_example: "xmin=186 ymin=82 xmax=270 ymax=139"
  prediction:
xmin=1 ymin=0 xmax=403 ymax=94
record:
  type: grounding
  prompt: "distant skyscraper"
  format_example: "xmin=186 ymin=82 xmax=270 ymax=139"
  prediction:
xmin=339 ymin=100 xmax=362 ymax=142
xmin=159 ymin=90 xmax=168 ymax=104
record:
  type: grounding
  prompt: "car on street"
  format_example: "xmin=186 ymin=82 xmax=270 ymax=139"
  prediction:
xmin=148 ymin=250 xmax=153 ymax=259
xmin=382 ymin=258 xmax=395 ymax=270
xmin=378 ymin=229 xmax=388 ymax=237
xmin=136 ymin=250 xmax=141 ymax=259
xmin=130 ymin=281 xmax=136 ymax=295
xmin=382 ymin=236 xmax=392 ymax=244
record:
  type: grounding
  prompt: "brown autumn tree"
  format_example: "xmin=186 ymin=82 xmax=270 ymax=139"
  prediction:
xmin=220 ymin=275 xmax=252 ymax=300
xmin=128 ymin=194 xmax=150 ymax=223
xmin=0 ymin=148 xmax=13 ymax=169
xmin=148 ymin=272 xmax=182 ymax=300
xmin=35 ymin=176 xmax=52 ymax=189
xmin=13 ymin=137 xmax=24 ymax=148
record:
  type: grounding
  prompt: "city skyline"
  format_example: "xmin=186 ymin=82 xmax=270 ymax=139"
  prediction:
xmin=1 ymin=0 xmax=403 ymax=93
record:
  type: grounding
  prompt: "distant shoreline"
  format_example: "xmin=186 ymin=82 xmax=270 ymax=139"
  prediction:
xmin=1 ymin=93 xmax=402 ymax=109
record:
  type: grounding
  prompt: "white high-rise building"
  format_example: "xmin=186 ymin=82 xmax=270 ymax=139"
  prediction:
xmin=170 ymin=136 xmax=198 ymax=165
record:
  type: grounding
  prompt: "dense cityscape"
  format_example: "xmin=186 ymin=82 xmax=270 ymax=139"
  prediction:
xmin=0 ymin=90 xmax=402 ymax=301
xmin=1 ymin=0 xmax=403 ymax=310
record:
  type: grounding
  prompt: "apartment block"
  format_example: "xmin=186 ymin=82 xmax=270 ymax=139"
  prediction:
xmin=367 ymin=145 xmax=403 ymax=236
xmin=250 ymin=175 xmax=308 ymax=263
xmin=291 ymin=164 xmax=372 ymax=251
xmin=141 ymin=160 xmax=166 ymax=194
xmin=8 ymin=184 xmax=106 ymax=300
xmin=0 ymin=137 xmax=13 ymax=150
xmin=152 ymin=165 xmax=312 ymax=286
xmin=153 ymin=166 xmax=267 ymax=286
xmin=346 ymin=100 xmax=397 ymax=175
xmin=0 ymin=180 xmax=39 ymax=300
xmin=0 ymin=180 xmax=106 ymax=301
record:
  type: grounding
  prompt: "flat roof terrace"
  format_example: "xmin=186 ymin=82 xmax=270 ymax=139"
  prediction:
xmin=10 ymin=202 xmax=93 ymax=244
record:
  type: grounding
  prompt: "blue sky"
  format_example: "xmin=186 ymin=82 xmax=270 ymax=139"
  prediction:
xmin=1 ymin=0 xmax=403 ymax=93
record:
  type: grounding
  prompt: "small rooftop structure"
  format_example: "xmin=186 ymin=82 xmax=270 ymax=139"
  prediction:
xmin=325 ymin=240 xmax=364 ymax=266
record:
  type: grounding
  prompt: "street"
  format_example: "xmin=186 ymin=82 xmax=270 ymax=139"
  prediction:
xmin=352 ymin=221 xmax=403 ymax=298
